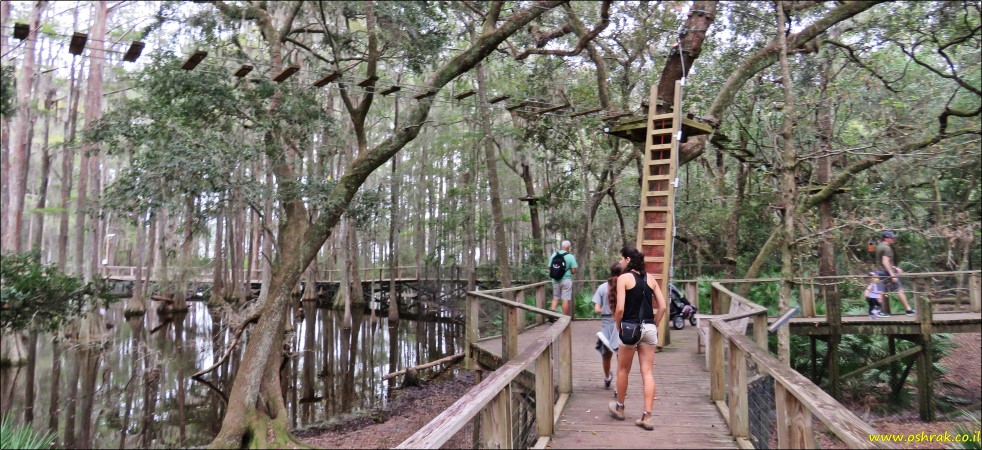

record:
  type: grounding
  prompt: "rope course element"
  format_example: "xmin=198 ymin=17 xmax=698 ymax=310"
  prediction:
xmin=2 ymin=24 xmax=621 ymax=119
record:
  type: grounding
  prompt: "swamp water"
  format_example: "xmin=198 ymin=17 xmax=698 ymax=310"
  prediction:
xmin=0 ymin=301 xmax=463 ymax=448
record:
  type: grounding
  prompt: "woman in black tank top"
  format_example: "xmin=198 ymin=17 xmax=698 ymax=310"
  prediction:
xmin=608 ymin=247 xmax=667 ymax=430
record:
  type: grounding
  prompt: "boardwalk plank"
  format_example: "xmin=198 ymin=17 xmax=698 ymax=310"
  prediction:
xmin=475 ymin=321 xmax=736 ymax=449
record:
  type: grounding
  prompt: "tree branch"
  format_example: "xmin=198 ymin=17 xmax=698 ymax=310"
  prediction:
xmin=513 ymin=0 xmax=609 ymax=61
xmin=825 ymin=39 xmax=899 ymax=93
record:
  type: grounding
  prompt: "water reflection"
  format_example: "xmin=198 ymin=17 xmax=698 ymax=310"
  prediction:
xmin=0 ymin=301 xmax=463 ymax=448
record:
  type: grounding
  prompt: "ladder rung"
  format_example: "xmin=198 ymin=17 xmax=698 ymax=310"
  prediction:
xmin=650 ymin=113 xmax=674 ymax=120
xmin=647 ymin=143 xmax=672 ymax=150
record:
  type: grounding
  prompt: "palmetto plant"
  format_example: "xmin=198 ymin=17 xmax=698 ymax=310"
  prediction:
xmin=0 ymin=414 xmax=55 ymax=450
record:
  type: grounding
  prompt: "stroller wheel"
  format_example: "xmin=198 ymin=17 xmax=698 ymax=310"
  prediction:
xmin=672 ymin=315 xmax=684 ymax=330
xmin=689 ymin=315 xmax=697 ymax=326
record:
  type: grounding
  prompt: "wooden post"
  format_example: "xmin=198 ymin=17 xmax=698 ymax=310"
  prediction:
xmin=536 ymin=285 xmax=546 ymax=325
xmin=559 ymin=323 xmax=573 ymax=394
xmin=465 ymin=293 xmax=479 ymax=370
xmin=711 ymin=285 xmax=721 ymax=315
xmin=502 ymin=302 xmax=519 ymax=361
xmin=915 ymin=280 xmax=935 ymax=422
xmin=969 ymin=273 xmax=981 ymax=313
xmin=826 ymin=288 xmax=842 ymax=399
xmin=516 ymin=290 xmax=526 ymax=331
xmin=775 ymin=382 xmax=814 ymax=449
xmin=686 ymin=282 xmax=698 ymax=311
xmin=709 ymin=323 xmax=725 ymax=402
xmin=800 ymin=283 xmax=815 ymax=318
xmin=753 ymin=313 xmax=767 ymax=348
xmin=728 ymin=340 xmax=749 ymax=439
xmin=481 ymin=386 xmax=514 ymax=448
xmin=535 ymin=345 xmax=554 ymax=438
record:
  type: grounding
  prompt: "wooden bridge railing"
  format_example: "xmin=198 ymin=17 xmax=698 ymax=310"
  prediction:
xmin=705 ymin=282 xmax=884 ymax=449
xmin=398 ymin=280 xmax=569 ymax=449
xmin=102 ymin=265 xmax=430 ymax=283
xmin=675 ymin=270 xmax=981 ymax=318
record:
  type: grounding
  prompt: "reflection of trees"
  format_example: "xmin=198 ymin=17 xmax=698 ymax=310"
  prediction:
xmin=301 ymin=301 xmax=316 ymax=423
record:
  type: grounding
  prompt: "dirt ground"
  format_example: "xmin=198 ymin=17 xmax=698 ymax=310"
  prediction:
xmin=297 ymin=369 xmax=477 ymax=449
xmin=300 ymin=333 xmax=981 ymax=449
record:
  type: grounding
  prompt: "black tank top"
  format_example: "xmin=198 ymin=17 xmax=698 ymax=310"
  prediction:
xmin=623 ymin=272 xmax=655 ymax=323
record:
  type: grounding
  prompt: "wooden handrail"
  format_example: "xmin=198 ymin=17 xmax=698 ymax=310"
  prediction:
xmin=403 ymin=281 xmax=571 ymax=449
xmin=705 ymin=282 xmax=887 ymax=449
xmin=397 ymin=316 xmax=571 ymax=448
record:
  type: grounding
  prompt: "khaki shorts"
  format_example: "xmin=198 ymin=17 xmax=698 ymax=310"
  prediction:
xmin=552 ymin=279 xmax=573 ymax=301
xmin=618 ymin=323 xmax=658 ymax=348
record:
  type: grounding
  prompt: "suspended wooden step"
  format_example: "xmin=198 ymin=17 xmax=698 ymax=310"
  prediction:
xmin=601 ymin=111 xmax=632 ymax=121
xmin=313 ymin=71 xmax=341 ymax=87
xmin=234 ymin=65 xmax=253 ymax=77
xmin=505 ymin=101 xmax=530 ymax=111
xmin=122 ymin=41 xmax=145 ymax=62
xmin=68 ymin=32 xmax=87 ymax=55
xmin=181 ymin=51 xmax=207 ymax=70
xmin=357 ymin=75 xmax=379 ymax=87
xmin=380 ymin=85 xmax=401 ymax=95
xmin=531 ymin=102 xmax=570 ymax=115
xmin=13 ymin=23 xmax=28 ymax=40
xmin=414 ymin=89 xmax=436 ymax=100
xmin=272 ymin=65 xmax=300 ymax=82
xmin=488 ymin=95 xmax=510 ymax=104
xmin=454 ymin=90 xmax=475 ymax=100
xmin=569 ymin=107 xmax=602 ymax=118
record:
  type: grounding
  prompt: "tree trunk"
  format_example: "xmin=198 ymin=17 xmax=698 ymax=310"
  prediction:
xmin=83 ymin=0 xmax=108 ymax=280
xmin=57 ymin=53 xmax=83 ymax=271
xmin=655 ymin=1 xmax=717 ymax=110
xmin=776 ymin=1 xmax=797 ymax=365
xmin=212 ymin=208 xmax=226 ymax=302
xmin=125 ymin=214 xmax=147 ymax=317
xmin=388 ymin=153 xmax=400 ymax=322
xmin=0 ymin=1 xmax=10 ymax=223
xmin=208 ymin=2 xmax=563 ymax=446
xmin=816 ymin=53 xmax=836 ymax=279
xmin=3 ymin=0 xmax=43 ymax=254
xmin=29 ymin=85 xmax=55 ymax=258
xmin=475 ymin=61 xmax=512 ymax=288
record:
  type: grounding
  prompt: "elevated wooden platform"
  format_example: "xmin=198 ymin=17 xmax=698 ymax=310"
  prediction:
xmin=473 ymin=321 xmax=736 ymax=449
xmin=781 ymin=311 xmax=982 ymax=336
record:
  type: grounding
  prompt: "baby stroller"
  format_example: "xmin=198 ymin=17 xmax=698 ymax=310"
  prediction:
xmin=668 ymin=283 xmax=697 ymax=330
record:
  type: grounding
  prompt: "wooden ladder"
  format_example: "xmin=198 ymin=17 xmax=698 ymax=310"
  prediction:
xmin=635 ymin=81 xmax=682 ymax=347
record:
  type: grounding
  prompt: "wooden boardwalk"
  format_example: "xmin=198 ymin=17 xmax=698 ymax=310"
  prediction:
xmin=474 ymin=321 xmax=736 ymax=449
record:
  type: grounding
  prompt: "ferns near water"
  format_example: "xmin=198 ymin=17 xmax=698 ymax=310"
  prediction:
xmin=0 ymin=414 xmax=55 ymax=450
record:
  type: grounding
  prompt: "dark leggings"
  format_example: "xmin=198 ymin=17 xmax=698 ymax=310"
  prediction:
xmin=866 ymin=297 xmax=880 ymax=314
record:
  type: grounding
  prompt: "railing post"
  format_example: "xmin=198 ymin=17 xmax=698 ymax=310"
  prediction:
xmin=728 ymin=340 xmax=749 ymax=439
xmin=536 ymin=345 xmax=554 ymax=438
xmin=711 ymin=285 xmax=721 ymax=315
xmin=800 ymin=283 xmax=815 ymax=318
xmin=969 ymin=273 xmax=981 ymax=313
xmin=709 ymin=323 xmax=725 ymax=402
xmin=915 ymin=278 xmax=936 ymax=422
xmin=685 ymin=282 xmax=698 ymax=311
xmin=465 ymin=293 xmax=479 ymax=370
xmin=753 ymin=312 xmax=767 ymax=348
xmin=502 ymin=302 xmax=519 ymax=361
xmin=480 ymin=386 xmax=514 ymax=448
xmin=535 ymin=285 xmax=546 ymax=325
xmin=516 ymin=289 xmax=526 ymax=331
xmin=559 ymin=323 xmax=572 ymax=394
xmin=775 ymin=382 xmax=814 ymax=448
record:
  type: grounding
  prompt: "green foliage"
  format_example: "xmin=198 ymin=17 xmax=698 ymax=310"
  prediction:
xmin=949 ymin=412 xmax=981 ymax=450
xmin=0 ymin=252 xmax=112 ymax=333
xmin=0 ymin=414 xmax=56 ymax=449
xmin=790 ymin=333 xmax=953 ymax=410
xmin=0 ymin=65 xmax=14 ymax=118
